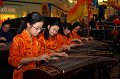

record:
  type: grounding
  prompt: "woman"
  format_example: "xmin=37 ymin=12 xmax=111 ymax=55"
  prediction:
xmin=38 ymin=21 xmax=68 ymax=57
xmin=70 ymin=22 xmax=93 ymax=43
xmin=8 ymin=12 xmax=50 ymax=79
xmin=70 ymin=22 xmax=82 ymax=43
xmin=57 ymin=23 xmax=72 ymax=46
xmin=56 ymin=23 xmax=83 ymax=52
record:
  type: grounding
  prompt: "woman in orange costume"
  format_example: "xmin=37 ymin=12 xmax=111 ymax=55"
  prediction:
xmin=56 ymin=23 xmax=84 ymax=51
xmin=56 ymin=23 xmax=72 ymax=46
xmin=70 ymin=22 xmax=82 ymax=43
xmin=8 ymin=12 xmax=50 ymax=79
xmin=38 ymin=21 xmax=68 ymax=57
xmin=70 ymin=22 xmax=93 ymax=42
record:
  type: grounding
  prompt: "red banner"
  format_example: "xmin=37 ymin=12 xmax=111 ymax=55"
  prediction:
xmin=67 ymin=0 xmax=85 ymax=23
xmin=0 ymin=0 xmax=3 ymax=6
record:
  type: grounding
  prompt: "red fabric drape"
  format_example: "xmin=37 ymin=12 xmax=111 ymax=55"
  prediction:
xmin=67 ymin=0 xmax=85 ymax=23
xmin=0 ymin=0 xmax=3 ymax=6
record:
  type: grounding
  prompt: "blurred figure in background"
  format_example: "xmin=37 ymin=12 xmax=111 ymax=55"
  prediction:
xmin=113 ymin=15 xmax=120 ymax=27
xmin=0 ymin=21 xmax=13 ymax=79
xmin=0 ymin=21 xmax=13 ymax=44
xmin=89 ymin=18 xmax=96 ymax=28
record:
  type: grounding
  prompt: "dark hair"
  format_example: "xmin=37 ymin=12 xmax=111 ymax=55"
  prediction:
xmin=16 ymin=12 xmax=44 ymax=35
xmin=72 ymin=22 xmax=82 ymax=35
xmin=59 ymin=23 xmax=72 ymax=37
xmin=1 ymin=21 xmax=11 ymax=27
xmin=16 ymin=19 xmax=26 ymax=35
xmin=72 ymin=22 xmax=82 ymax=30
xmin=44 ymin=20 xmax=60 ymax=40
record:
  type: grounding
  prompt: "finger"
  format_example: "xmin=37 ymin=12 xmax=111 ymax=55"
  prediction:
xmin=68 ymin=47 xmax=70 ymax=51
xmin=63 ymin=53 xmax=68 ymax=57
xmin=43 ymin=59 xmax=49 ymax=62
xmin=62 ymin=53 xmax=68 ymax=57
xmin=66 ymin=54 xmax=69 ymax=57
xmin=4 ymin=38 xmax=6 ymax=41
xmin=3 ymin=44 xmax=7 ymax=46
xmin=1 ymin=43 xmax=6 ymax=46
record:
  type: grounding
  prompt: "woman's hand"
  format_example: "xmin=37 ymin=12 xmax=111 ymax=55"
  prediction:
xmin=0 ymin=43 xmax=7 ymax=47
xmin=57 ymin=52 xmax=68 ymax=57
xmin=88 ymin=37 xmax=94 ymax=40
xmin=69 ymin=44 xmax=77 ymax=47
xmin=81 ymin=37 xmax=88 ymax=41
xmin=0 ymin=37 xmax=6 ymax=41
xmin=69 ymin=43 xmax=83 ymax=48
xmin=71 ymin=39 xmax=82 ymax=44
xmin=35 ymin=54 xmax=50 ymax=62
xmin=62 ymin=45 xmax=70 ymax=50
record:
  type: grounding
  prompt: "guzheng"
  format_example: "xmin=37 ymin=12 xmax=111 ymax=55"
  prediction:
xmin=23 ymin=55 xmax=113 ymax=79
xmin=69 ymin=40 xmax=113 ymax=57
xmin=71 ymin=40 xmax=109 ymax=50
xmin=67 ymin=49 xmax=114 ymax=57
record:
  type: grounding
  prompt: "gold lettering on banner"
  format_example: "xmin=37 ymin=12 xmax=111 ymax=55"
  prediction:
xmin=0 ymin=7 xmax=16 ymax=12
xmin=41 ymin=2 xmax=50 ymax=17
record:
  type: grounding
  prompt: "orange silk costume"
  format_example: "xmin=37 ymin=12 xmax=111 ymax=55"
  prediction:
xmin=56 ymin=33 xmax=72 ymax=48
xmin=8 ymin=30 xmax=44 ymax=79
xmin=38 ymin=32 xmax=58 ymax=53
xmin=70 ymin=31 xmax=81 ymax=39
